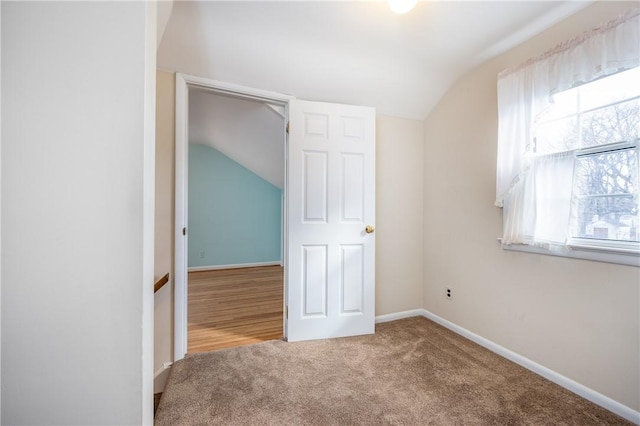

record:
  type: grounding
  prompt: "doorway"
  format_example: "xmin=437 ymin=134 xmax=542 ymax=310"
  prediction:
xmin=174 ymin=75 xmax=292 ymax=360
xmin=186 ymin=88 xmax=286 ymax=353
xmin=174 ymin=75 xmax=377 ymax=362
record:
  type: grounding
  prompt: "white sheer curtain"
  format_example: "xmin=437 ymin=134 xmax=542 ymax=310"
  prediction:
xmin=502 ymin=152 xmax=575 ymax=249
xmin=495 ymin=8 xmax=640 ymax=249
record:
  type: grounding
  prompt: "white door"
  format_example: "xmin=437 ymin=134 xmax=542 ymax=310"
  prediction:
xmin=287 ymin=99 xmax=376 ymax=342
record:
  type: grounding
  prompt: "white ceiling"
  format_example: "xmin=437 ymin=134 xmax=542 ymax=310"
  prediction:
xmin=189 ymin=89 xmax=285 ymax=189
xmin=158 ymin=0 xmax=593 ymax=120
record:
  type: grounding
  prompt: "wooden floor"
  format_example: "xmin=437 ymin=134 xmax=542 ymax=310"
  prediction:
xmin=187 ymin=265 xmax=284 ymax=354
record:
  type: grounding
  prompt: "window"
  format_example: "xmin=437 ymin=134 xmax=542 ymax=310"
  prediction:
xmin=534 ymin=67 xmax=639 ymax=248
xmin=495 ymin=9 xmax=639 ymax=266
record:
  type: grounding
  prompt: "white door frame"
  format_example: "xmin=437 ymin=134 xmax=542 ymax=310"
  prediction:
xmin=174 ymin=73 xmax=293 ymax=361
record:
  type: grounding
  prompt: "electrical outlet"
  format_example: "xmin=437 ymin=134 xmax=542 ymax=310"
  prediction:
xmin=446 ymin=288 xmax=453 ymax=300
xmin=199 ymin=251 xmax=205 ymax=259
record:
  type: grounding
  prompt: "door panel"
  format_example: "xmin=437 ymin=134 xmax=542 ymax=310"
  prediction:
xmin=342 ymin=153 xmax=365 ymax=221
xmin=303 ymin=152 xmax=328 ymax=222
xmin=302 ymin=245 xmax=328 ymax=317
xmin=287 ymin=99 xmax=375 ymax=342
xmin=340 ymin=244 xmax=364 ymax=314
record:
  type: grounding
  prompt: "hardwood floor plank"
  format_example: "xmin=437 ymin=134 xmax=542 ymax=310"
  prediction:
xmin=187 ymin=265 xmax=284 ymax=354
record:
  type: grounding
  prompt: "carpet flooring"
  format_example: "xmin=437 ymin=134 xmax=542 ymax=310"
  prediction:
xmin=155 ymin=316 xmax=633 ymax=425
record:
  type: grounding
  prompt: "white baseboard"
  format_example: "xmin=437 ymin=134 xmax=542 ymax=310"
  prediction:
xmin=188 ymin=261 xmax=282 ymax=272
xmin=376 ymin=309 xmax=639 ymax=424
xmin=375 ymin=309 xmax=425 ymax=324
xmin=154 ymin=362 xmax=173 ymax=394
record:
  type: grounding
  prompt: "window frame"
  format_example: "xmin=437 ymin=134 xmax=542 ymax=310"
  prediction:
xmin=500 ymin=67 xmax=640 ymax=266
xmin=501 ymin=238 xmax=639 ymax=267
xmin=570 ymin=139 xmax=639 ymax=244
xmin=503 ymin=138 xmax=639 ymax=267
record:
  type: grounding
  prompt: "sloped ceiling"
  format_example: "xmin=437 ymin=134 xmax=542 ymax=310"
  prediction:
xmin=163 ymin=1 xmax=593 ymax=186
xmin=158 ymin=0 xmax=593 ymax=120
xmin=189 ymin=89 xmax=285 ymax=189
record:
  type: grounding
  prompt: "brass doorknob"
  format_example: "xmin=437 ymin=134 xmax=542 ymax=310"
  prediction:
xmin=365 ymin=225 xmax=375 ymax=234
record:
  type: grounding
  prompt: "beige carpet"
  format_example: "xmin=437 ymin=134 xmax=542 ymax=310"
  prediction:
xmin=156 ymin=316 xmax=632 ymax=425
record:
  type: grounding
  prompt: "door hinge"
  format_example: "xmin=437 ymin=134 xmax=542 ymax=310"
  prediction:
xmin=285 ymin=305 xmax=288 ymax=320
xmin=182 ymin=227 xmax=186 ymax=236
xmin=286 ymin=121 xmax=290 ymax=135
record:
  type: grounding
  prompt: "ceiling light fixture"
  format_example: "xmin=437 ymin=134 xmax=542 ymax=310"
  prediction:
xmin=388 ymin=0 xmax=417 ymax=14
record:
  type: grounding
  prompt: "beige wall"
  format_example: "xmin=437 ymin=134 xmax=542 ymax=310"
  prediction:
xmin=153 ymin=75 xmax=425 ymax=384
xmin=422 ymin=1 xmax=639 ymax=411
xmin=376 ymin=116 xmax=424 ymax=315
xmin=154 ymin=71 xmax=176 ymax=379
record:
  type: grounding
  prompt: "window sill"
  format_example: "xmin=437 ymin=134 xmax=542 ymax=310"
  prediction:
xmin=498 ymin=239 xmax=639 ymax=267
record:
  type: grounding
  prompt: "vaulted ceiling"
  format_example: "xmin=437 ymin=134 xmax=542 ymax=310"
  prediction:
xmin=158 ymin=1 xmax=593 ymax=186
xmin=157 ymin=0 xmax=593 ymax=120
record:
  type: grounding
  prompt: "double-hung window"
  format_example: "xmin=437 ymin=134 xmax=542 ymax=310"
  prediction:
xmin=495 ymin=9 xmax=640 ymax=265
